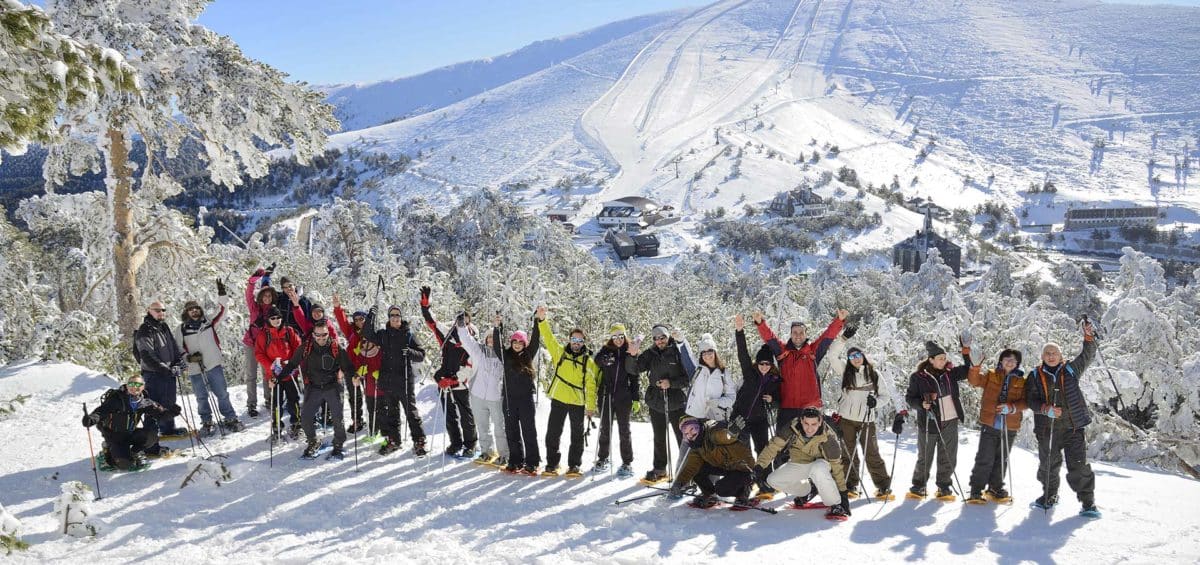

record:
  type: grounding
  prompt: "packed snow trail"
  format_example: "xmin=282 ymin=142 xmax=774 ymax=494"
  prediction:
xmin=1 ymin=361 xmax=1198 ymax=563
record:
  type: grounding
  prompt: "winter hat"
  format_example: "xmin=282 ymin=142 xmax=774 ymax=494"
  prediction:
xmin=678 ymin=416 xmax=702 ymax=437
xmin=755 ymin=345 xmax=776 ymax=365
xmin=609 ymin=323 xmax=628 ymax=336
xmin=924 ymin=341 xmax=946 ymax=359
xmin=267 ymin=306 xmax=283 ymax=319
xmin=352 ymin=310 xmax=368 ymax=319
xmin=697 ymin=333 xmax=717 ymax=353
xmin=182 ymin=300 xmax=202 ymax=320
xmin=387 ymin=305 xmax=402 ymax=315
xmin=651 ymin=325 xmax=670 ymax=338
xmin=510 ymin=330 xmax=530 ymax=345
xmin=997 ymin=348 xmax=1023 ymax=367
xmin=310 ymin=303 xmax=325 ymax=316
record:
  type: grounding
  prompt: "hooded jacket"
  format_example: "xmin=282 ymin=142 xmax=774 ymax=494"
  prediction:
xmin=538 ymin=319 xmax=599 ymax=411
xmin=279 ymin=337 xmax=356 ymax=390
xmin=594 ymin=342 xmax=641 ymax=406
xmin=457 ymin=324 xmax=504 ymax=402
xmin=905 ymin=352 xmax=972 ymax=432
xmin=496 ymin=322 xmax=542 ymax=399
xmin=755 ymin=317 xmax=843 ymax=409
xmin=176 ymin=296 xmax=229 ymax=376
xmin=362 ymin=313 xmax=427 ymax=394
xmin=254 ymin=323 xmax=302 ymax=382
xmin=88 ymin=386 xmax=172 ymax=434
xmin=673 ymin=420 xmax=756 ymax=489
xmin=755 ymin=418 xmax=848 ymax=492
xmin=968 ymin=363 xmax=1028 ymax=432
xmin=352 ymin=344 xmax=384 ymax=398
xmin=732 ymin=329 xmax=781 ymax=424
xmin=421 ymin=303 xmax=471 ymax=389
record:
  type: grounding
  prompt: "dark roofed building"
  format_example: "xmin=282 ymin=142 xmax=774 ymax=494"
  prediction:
xmin=893 ymin=208 xmax=962 ymax=277
xmin=769 ymin=188 xmax=827 ymax=218
xmin=1063 ymin=206 xmax=1159 ymax=231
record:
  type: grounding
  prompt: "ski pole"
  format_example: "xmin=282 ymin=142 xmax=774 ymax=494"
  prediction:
xmin=1001 ymin=424 xmax=1013 ymax=501
xmin=662 ymin=387 xmax=673 ymax=480
xmin=1081 ymin=315 xmax=1126 ymax=412
xmin=197 ymin=359 xmax=226 ymax=439
xmin=858 ymin=407 xmax=875 ymax=503
xmin=175 ymin=373 xmax=199 ymax=455
xmin=82 ymin=403 xmax=103 ymax=501
xmin=1042 ymin=385 xmax=1059 ymax=515
xmin=614 ymin=490 xmax=672 ymax=505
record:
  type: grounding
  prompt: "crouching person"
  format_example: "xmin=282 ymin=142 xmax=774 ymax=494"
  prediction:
xmin=667 ymin=417 xmax=758 ymax=508
xmin=82 ymin=376 xmax=182 ymax=470
xmin=752 ymin=407 xmax=852 ymax=520
xmin=277 ymin=319 xmax=357 ymax=460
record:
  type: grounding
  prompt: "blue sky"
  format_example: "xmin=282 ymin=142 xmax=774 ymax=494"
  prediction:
xmin=197 ymin=0 xmax=709 ymax=85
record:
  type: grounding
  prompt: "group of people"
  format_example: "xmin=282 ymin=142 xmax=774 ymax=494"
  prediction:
xmin=82 ymin=265 xmax=1103 ymax=521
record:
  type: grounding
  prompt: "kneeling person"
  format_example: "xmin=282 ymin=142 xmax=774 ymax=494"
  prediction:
xmin=753 ymin=408 xmax=852 ymax=519
xmin=278 ymin=320 xmax=356 ymax=459
xmin=667 ymin=417 xmax=757 ymax=508
xmin=82 ymin=376 xmax=182 ymax=470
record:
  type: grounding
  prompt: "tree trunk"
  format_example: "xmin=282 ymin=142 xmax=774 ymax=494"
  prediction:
xmin=108 ymin=127 xmax=140 ymax=339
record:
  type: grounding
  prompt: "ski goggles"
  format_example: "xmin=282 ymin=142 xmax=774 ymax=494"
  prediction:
xmin=569 ymin=337 xmax=585 ymax=344
xmin=847 ymin=352 xmax=864 ymax=360
xmin=127 ymin=381 xmax=145 ymax=389
xmin=610 ymin=334 xmax=626 ymax=340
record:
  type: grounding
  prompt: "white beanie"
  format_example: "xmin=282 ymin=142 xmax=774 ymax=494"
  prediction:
xmin=697 ymin=333 xmax=717 ymax=353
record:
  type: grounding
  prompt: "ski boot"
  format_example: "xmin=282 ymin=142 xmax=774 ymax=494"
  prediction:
xmin=346 ymin=420 xmax=366 ymax=434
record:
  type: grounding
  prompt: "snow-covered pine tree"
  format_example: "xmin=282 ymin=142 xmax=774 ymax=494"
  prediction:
xmin=42 ymin=0 xmax=338 ymax=339
xmin=0 ymin=0 xmax=137 ymax=160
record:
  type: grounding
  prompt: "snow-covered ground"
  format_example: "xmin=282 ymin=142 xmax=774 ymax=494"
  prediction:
xmin=2 ymin=361 xmax=1198 ymax=563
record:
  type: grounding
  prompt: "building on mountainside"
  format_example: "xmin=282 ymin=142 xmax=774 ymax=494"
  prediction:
xmin=543 ymin=209 xmax=577 ymax=233
xmin=769 ymin=188 xmax=827 ymax=218
xmin=597 ymin=196 xmax=673 ymax=231
xmin=632 ymin=233 xmax=660 ymax=257
xmin=1063 ymin=206 xmax=1160 ymax=231
xmin=605 ymin=229 xmax=636 ymax=260
xmin=893 ymin=208 xmax=962 ymax=277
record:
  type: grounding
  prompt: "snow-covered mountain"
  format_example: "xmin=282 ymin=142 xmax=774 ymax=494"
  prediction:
xmin=3 ymin=361 xmax=1198 ymax=562
xmin=325 ymin=0 xmax=1200 ymax=263
xmin=319 ymin=12 xmax=684 ymax=132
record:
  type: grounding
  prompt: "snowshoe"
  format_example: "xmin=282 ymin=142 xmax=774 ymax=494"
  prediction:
xmin=593 ymin=459 xmax=611 ymax=473
xmin=846 ymin=490 xmax=861 ymax=500
xmin=326 ymin=447 xmax=346 ymax=461
xmin=378 ymin=440 xmax=401 ymax=456
xmin=144 ymin=446 xmax=180 ymax=460
xmin=159 ymin=428 xmax=194 ymax=441
xmin=540 ymin=466 xmax=561 ymax=477
xmin=95 ymin=453 xmax=150 ymax=473
xmin=564 ymin=466 xmax=583 ymax=478
xmin=473 ymin=452 xmax=499 ymax=465
xmin=1080 ymin=505 xmax=1101 ymax=519
xmin=638 ymin=470 xmax=669 ymax=486
xmin=346 ymin=421 xmax=366 ymax=434
xmin=935 ymin=488 xmax=957 ymax=502
xmin=688 ymin=494 xmax=722 ymax=510
xmin=790 ymin=491 xmax=825 ymax=510
xmin=1030 ymin=494 xmax=1059 ymax=510
xmin=730 ymin=497 xmax=760 ymax=511
xmin=965 ymin=492 xmax=988 ymax=505
xmin=755 ymin=486 xmax=777 ymax=501
xmin=200 ymin=423 xmax=217 ymax=437
xmin=519 ymin=465 xmax=539 ymax=476
xmin=492 ymin=455 xmax=509 ymax=468
xmin=288 ymin=424 xmax=302 ymax=440
xmin=222 ymin=419 xmax=246 ymax=433
xmin=616 ymin=464 xmax=635 ymax=479
xmin=412 ymin=441 xmax=429 ymax=459
xmin=301 ymin=441 xmax=321 ymax=460
xmin=362 ymin=432 xmax=387 ymax=447
xmin=825 ymin=504 xmax=851 ymax=521
xmin=875 ymin=488 xmax=896 ymax=501
xmin=906 ymin=486 xmax=927 ymax=500
xmin=984 ymin=488 xmax=1012 ymax=504
xmin=501 ymin=464 xmax=522 ymax=474
xmin=444 ymin=444 xmax=464 ymax=457
xmin=248 ymin=407 xmax=260 ymax=418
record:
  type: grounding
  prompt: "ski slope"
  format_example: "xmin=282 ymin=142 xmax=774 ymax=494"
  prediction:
xmin=2 ymin=361 xmax=1198 ymax=563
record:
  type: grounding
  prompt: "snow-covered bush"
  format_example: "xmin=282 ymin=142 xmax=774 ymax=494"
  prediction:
xmin=54 ymin=481 xmax=98 ymax=537
xmin=0 ymin=501 xmax=28 ymax=554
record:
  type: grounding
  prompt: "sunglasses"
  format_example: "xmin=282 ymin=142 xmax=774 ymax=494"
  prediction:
xmin=847 ymin=352 xmax=864 ymax=360
xmin=653 ymin=335 xmax=668 ymax=340
xmin=611 ymin=334 xmax=626 ymax=340
xmin=149 ymin=308 xmax=165 ymax=313
xmin=269 ymin=315 xmax=282 ymax=320
xmin=756 ymin=361 xmax=772 ymax=366
xmin=127 ymin=382 xmax=145 ymax=388
xmin=569 ymin=337 xmax=585 ymax=344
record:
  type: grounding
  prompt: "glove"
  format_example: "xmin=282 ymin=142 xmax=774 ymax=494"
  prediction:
xmin=959 ymin=328 xmax=973 ymax=348
xmin=82 ymin=413 xmax=99 ymax=428
xmin=839 ymin=491 xmax=852 ymax=515
xmin=831 ymin=412 xmax=842 ymax=424
xmin=264 ymin=262 xmax=276 ymax=276
xmin=437 ymin=377 xmax=459 ymax=390
xmin=842 ymin=325 xmax=858 ymax=339
xmin=168 ymin=403 xmax=183 ymax=417
xmin=968 ymin=346 xmax=984 ymax=366
xmin=272 ymin=362 xmax=283 ymax=377
xmin=171 ymin=364 xmax=183 ymax=378
xmin=216 ymin=278 xmax=227 ymax=296
xmin=419 ymin=286 xmax=431 ymax=307
xmin=998 ymin=404 xmax=1013 ymax=415
xmin=727 ymin=415 xmax=746 ymax=436
xmin=1045 ymin=407 xmax=1058 ymax=419
xmin=667 ymin=485 xmax=684 ymax=500
xmin=632 ymin=401 xmax=641 ymax=414
xmin=891 ymin=412 xmax=906 ymax=435
xmin=866 ymin=395 xmax=877 ymax=409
